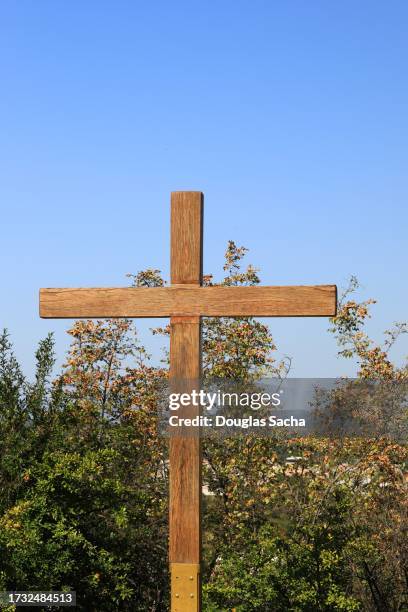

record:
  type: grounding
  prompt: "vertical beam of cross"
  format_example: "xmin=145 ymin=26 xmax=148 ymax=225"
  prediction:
xmin=169 ymin=192 xmax=203 ymax=611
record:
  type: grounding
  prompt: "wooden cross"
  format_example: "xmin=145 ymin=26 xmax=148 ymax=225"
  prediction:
xmin=39 ymin=191 xmax=337 ymax=611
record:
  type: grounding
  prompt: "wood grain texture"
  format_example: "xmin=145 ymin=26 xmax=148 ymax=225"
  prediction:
xmin=169 ymin=317 xmax=202 ymax=564
xmin=40 ymin=285 xmax=337 ymax=318
xmin=171 ymin=192 xmax=203 ymax=285
xmin=169 ymin=192 xmax=202 ymax=575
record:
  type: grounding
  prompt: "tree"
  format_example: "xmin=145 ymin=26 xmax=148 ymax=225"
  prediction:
xmin=0 ymin=247 xmax=406 ymax=611
xmin=202 ymin=273 xmax=407 ymax=612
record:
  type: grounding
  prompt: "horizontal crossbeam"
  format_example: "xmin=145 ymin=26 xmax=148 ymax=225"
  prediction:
xmin=40 ymin=285 xmax=337 ymax=318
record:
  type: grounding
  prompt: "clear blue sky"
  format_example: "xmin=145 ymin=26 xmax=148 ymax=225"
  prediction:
xmin=1 ymin=1 xmax=407 ymax=377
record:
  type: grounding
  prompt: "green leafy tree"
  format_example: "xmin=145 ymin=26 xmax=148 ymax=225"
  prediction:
xmin=0 ymin=247 xmax=406 ymax=611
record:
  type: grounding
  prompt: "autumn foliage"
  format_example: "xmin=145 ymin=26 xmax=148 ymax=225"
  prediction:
xmin=0 ymin=243 xmax=406 ymax=611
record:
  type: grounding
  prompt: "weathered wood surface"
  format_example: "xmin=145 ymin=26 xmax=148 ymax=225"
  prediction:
xmin=171 ymin=191 xmax=203 ymax=285
xmin=169 ymin=193 xmax=202 ymax=604
xmin=40 ymin=284 xmax=337 ymax=318
xmin=169 ymin=316 xmax=202 ymax=564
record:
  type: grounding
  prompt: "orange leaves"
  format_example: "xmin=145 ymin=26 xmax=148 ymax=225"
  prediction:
xmin=330 ymin=276 xmax=407 ymax=380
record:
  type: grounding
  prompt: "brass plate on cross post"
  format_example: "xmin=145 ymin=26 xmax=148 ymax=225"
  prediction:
xmin=171 ymin=563 xmax=200 ymax=611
